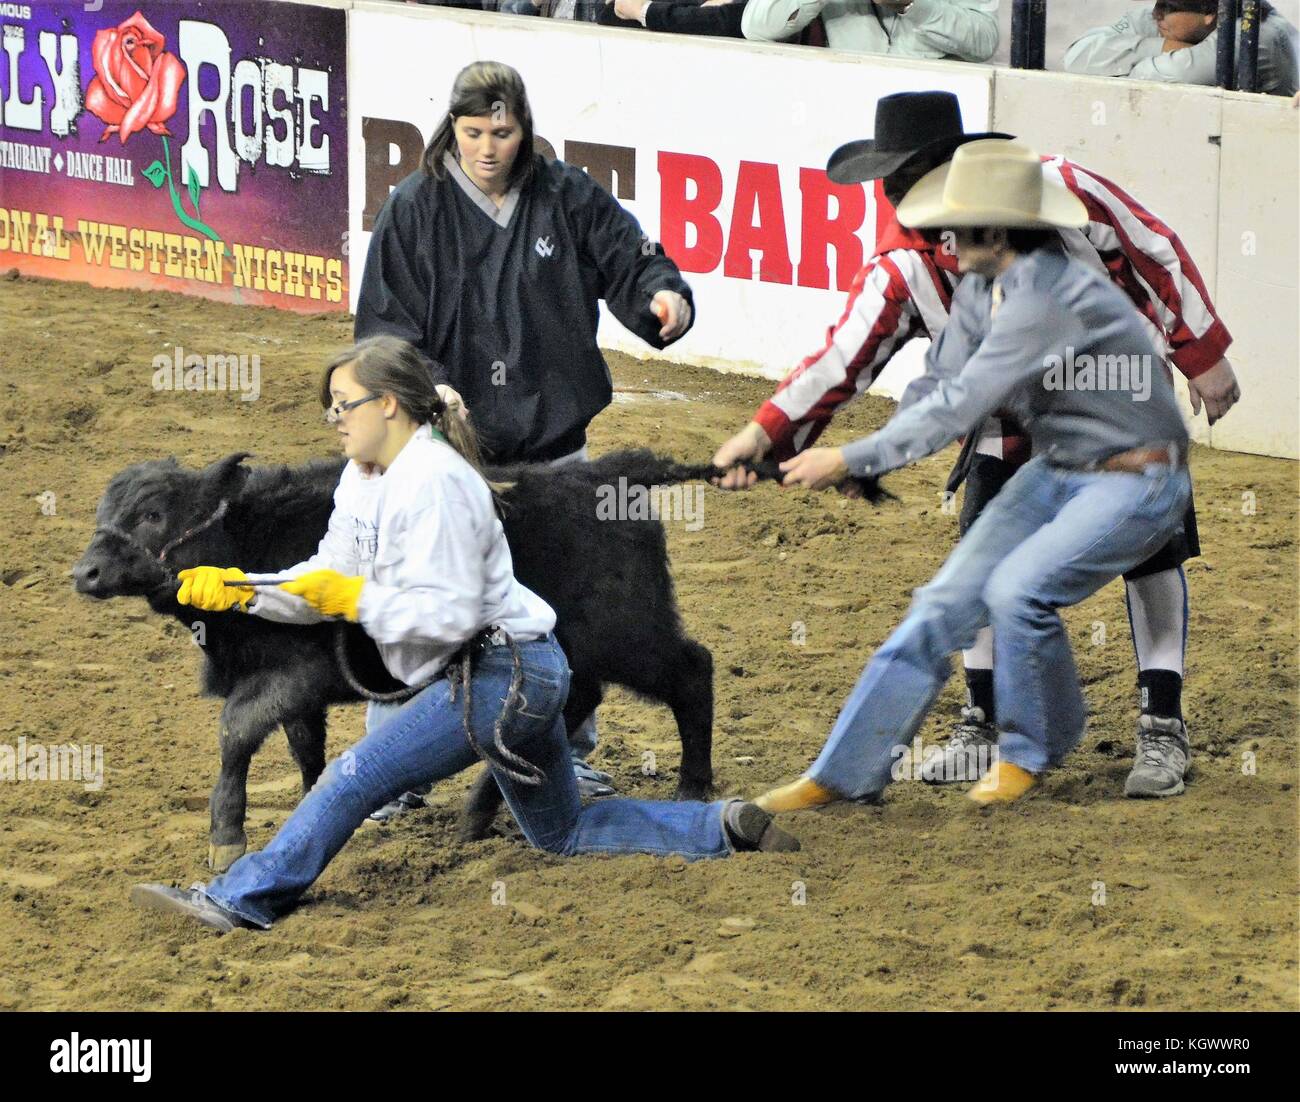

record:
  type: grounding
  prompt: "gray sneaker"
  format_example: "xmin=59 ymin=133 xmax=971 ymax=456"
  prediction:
xmin=1124 ymin=714 xmax=1190 ymax=798
xmin=922 ymin=706 xmax=998 ymax=785
xmin=130 ymin=882 xmax=250 ymax=934
xmin=368 ymin=788 xmax=429 ymax=823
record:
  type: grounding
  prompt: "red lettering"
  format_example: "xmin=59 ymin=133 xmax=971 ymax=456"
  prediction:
xmin=658 ymin=151 xmax=724 ymax=273
xmin=797 ymin=168 xmax=866 ymax=292
xmin=724 ymin=160 xmax=792 ymax=284
xmin=874 ymin=179 xmax=893 ymax=245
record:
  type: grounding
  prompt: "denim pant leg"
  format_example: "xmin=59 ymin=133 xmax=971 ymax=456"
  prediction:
xmin=368 ymin=700 xmax=433 ymax=797
xmin=202 ymin=649 xmax=552 ymax=928
xmin=985 ymin=464 xmax=1192 ymax=773
xmin=808 ymin=458 xmax=1065 ymax=800
xmin=476 ymin=638 xmax=729 ymax=859
xmin=490 ymin=712 xmax=732 ymax=860
xmin=365 ymin=700 xmax=402 ymax=735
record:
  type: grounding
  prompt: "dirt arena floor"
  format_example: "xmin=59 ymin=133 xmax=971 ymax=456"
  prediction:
xmin=1 ymin=274 xmax=1297 ymax=1011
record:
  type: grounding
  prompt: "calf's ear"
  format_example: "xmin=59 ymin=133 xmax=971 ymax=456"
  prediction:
xmin=203 ymin=452 xmax=254 ymax=500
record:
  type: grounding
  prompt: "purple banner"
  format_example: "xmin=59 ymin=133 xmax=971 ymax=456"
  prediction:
xmin=0 ymin=0 xmax=348 ymax=311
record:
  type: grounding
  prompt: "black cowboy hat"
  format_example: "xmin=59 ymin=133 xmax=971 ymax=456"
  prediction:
xmin=826 ymin=91 xmax=1014 ymax=185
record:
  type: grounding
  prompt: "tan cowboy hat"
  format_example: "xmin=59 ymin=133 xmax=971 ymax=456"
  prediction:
xmin=895 ymin=139 xmax=1088 ymax=230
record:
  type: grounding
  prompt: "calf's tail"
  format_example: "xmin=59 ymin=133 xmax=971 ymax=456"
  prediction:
xmin=592 ymin=449 xmax=895 ymax=504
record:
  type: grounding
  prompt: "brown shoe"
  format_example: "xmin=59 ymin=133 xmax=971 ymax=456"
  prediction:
xmin=724 ymin=801 xmax=801 ymax=852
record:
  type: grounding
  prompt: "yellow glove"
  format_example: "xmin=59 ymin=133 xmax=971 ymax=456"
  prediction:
xmin=278 ymin=569 xmax=365 ymax=622
xmin=176 ymin=566 xmax=254 ymax=612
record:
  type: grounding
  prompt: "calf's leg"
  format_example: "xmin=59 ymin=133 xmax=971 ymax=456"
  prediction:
xmin=284 ymin=711 xmax=328 ymax=793
xmin=668 ymin=639 xmax=714 ymax=800
xmin=209 ymin=669 xmax=333 ymax=872
xmin=210 ymin=718 xmax=263 ymax=873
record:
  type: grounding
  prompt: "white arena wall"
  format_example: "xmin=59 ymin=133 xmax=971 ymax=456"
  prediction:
xmin=173 ymin=2 xmax=1300 ymax=461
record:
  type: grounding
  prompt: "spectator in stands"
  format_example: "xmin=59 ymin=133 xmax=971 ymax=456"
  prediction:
xmin=1065 ymin=0 xmax=1299 ymax=97
xmin=741 ymin=0 xmax=999 ymax=61
xmin=494 ymin=0 xmax=605 ymax=17
xmin=599 ymin=0 xmax=747 ymax=37
xmin=404 ymin=1 xmax=502 ymax=8
xmin=403 ymin=0 xmax=599 ymax=16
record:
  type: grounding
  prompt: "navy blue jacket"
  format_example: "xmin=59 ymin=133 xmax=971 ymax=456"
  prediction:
xmin=355 ymin=151 xmax=694 ymax=463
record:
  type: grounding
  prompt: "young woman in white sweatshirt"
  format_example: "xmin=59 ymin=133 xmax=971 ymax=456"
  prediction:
xmin=130 ymin=336 xmax=796 ymax=933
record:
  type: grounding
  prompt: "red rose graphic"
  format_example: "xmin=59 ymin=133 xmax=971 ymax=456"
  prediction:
xmin=85 ymin=10 xmax=186 ymax=144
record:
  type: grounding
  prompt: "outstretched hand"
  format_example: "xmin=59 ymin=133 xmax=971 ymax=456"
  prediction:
xmin=651 ymin=291 xmax=692 ymax=341
xmin=1186 ymin=357 xmax=1241 ymax=425
xmin=711 ymin=422 xmax=771 ymax=490
xmin=779 ymin=447 xmax=850 ymax=491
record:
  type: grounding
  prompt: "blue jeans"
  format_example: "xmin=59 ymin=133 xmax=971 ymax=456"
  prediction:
xmin=811 ymin=456 xmax=1192 ymax=799
xmin=202 ymin=635 xmax=731 ymax=928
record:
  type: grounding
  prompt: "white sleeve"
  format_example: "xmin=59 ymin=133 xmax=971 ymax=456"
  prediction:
xmin=354 ymin=479 xmax=489 ymax=648
xmin=1129 ymin=29 xmax=1219 ymax=85
xmin=740 ymin=0 xmax=825 ymax=42
xmin=905 ymin=0 xmax=1000 ymax=63
xmin=1064 ymin=12 xmax=1164 ymax=76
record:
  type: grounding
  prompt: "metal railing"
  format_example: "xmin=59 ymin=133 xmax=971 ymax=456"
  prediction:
xmin=1010 ymin=0 xmax=1267 ymax=94
xmin=1010 ymin=0 xmax=1047 ymax=71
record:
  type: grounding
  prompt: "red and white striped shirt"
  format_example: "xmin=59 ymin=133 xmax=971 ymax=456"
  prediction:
xmin=753 ymin=156 xmax=1232 ymax=463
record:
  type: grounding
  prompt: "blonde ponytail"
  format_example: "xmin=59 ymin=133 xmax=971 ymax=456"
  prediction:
xmin=433 ymin=403 xmax=513 ymax=498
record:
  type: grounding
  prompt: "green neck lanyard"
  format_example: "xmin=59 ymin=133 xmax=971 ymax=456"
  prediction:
xmin=428 ymin=425 xmax=448 ymax=445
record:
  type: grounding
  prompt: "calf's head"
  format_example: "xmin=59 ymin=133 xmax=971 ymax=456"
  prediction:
xmin=73 ymin=452 xmax=251 ymax=600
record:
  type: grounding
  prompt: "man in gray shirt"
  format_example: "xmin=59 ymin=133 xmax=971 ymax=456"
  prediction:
xmin=751 ymin=140 xmax=1193 ymax=811
xmin=1066 ymin=0 xmax=1299 ymax=96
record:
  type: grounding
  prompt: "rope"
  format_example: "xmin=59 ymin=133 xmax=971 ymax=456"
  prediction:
xmin=674 ymin=459 xmax=895 ymax=504
xmin=91 ymin=497 xmax=232 ymax=585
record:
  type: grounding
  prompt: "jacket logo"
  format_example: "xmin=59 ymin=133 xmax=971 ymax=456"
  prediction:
xmin=535 ymin=235 xmax=555 ymax=258
xmin=353 ymin=517 xmax=378 ymax=561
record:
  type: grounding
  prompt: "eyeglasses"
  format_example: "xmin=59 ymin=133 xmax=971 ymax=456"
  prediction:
xmin=324 ymin=393 xmax=380 ymax=424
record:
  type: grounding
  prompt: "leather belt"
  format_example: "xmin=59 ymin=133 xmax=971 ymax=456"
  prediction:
xmin=1094 ymin=444 xmax=1186 ymax=474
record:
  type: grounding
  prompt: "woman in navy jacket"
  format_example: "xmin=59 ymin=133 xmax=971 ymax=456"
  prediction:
xmin=355 ymin=60 xmax=695 ymax=800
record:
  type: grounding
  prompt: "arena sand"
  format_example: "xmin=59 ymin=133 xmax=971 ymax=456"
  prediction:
xmin=1 ymin=274 xmax=1296 ymax=1012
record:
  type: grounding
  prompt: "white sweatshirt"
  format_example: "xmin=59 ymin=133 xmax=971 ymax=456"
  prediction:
xmin=246 ymin=424 xmax=556 ymax=686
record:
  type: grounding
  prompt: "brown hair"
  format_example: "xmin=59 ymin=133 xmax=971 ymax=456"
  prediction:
xmin=320 ymin=336 xmax=508 ymax=494
xmin=422 ymin=61 xmax=536 ymax=192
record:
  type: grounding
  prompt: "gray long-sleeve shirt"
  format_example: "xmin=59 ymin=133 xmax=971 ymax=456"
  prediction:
xmin=840 ymin=245 xmax=1189 ymax=478
xmin=1064 ymin=7 xmax=1299 ymax=96
xmin=741 ymin=0 xmax=1000 ymax=61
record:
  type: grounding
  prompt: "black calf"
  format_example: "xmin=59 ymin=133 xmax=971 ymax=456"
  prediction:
xmin=73 ymin=450 xmax=723 ymax=869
